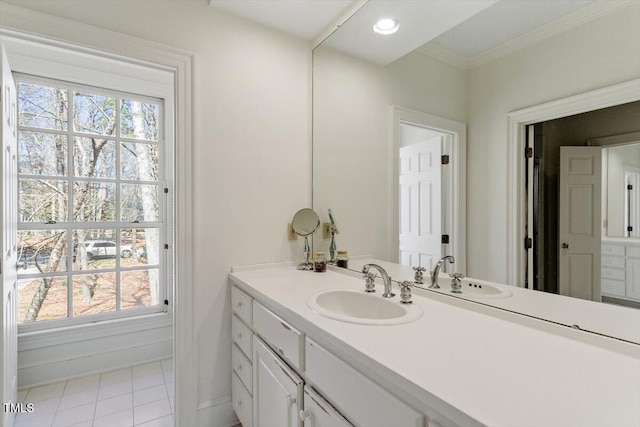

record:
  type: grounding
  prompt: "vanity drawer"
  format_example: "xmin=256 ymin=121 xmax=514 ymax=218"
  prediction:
xmin=232 ymin=343 xmax=253 ymax=393
xmin=232 ymin=286 xmax=253 ymax=326
xmin=601 ymin=279 xmax=626 ymax=297
xmin=232 ymin=371 xmax=253 ymax=427
xmin=627 ymin=247 xmax=640 ymax=259
xmin=305 ymin=338 xmax=423 ymax=427
xmin=253 ymin=302 xmax=304 ymax=370
xmin=602 ymin=245 xmax=625 ymax=256
xmin=232 ymin=314 xmax=253 ymax=360
xmin=601 ymin=267 xmax=625 ymax=281
xmin=601 ymin=256 xmax=625 ymax=269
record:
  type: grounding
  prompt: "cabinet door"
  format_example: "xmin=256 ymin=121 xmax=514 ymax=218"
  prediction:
xmin=253 ymin=335 xmax=303 ymax=427
xmin=626 ymin=257 xmax=640 ymax=300
xmin=301 ymin=386 xmax=353 ymax=427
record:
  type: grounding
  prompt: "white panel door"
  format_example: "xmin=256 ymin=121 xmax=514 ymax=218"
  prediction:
xmin=399 ymin=137 xmax=441 ymax=269
xmin=559 ymin=146 xmax=602 ymax=301
xmin=1 ymin=44 xmax=18 ymax=427
xmin=253 ymin=336 xmax=303 ymax=427
xmin=301 ymin=386 xmax=353 ymax=427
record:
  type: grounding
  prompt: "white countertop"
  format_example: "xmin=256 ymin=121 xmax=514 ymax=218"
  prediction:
xmin=230 ymin=266 xmax=640 ymax=427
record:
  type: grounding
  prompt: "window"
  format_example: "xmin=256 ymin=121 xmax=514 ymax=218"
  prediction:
xmin=16 ymin=75 xmax=168 ymax=329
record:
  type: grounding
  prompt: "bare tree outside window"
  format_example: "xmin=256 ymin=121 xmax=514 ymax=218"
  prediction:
xmin=16 ymin=78 xmax=164 ymax=325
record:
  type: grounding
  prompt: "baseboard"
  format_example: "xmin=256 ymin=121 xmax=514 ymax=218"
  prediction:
xmin=197 ymin=395 xmax=238 ymax=427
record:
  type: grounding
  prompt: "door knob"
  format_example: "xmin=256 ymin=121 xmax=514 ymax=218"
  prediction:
xmin=17 ymin=261 xmax=27 ymax=270
xmin=561 ymin=243 xmax=569 ymax=249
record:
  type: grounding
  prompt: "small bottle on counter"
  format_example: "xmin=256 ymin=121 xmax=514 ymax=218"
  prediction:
xmin=313 ymin=251 xmax=327 ymax=272
xmin=336 ymin=250 xmax=349 ymax=268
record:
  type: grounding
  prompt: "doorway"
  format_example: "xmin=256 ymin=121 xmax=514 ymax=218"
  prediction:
xmin=525 ymin=101 xmax=640 ymax=307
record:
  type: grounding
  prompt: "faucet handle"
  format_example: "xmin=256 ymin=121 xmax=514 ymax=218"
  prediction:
xmin=412 ymin=266 xmax=426 ymax=284
xmin=399 ymin=281 xmax=413 ymax=304
xmin=449 ymin=273 xmax=464 ymax=294
xmin=363 ymin=272 xmax=377 ymax=293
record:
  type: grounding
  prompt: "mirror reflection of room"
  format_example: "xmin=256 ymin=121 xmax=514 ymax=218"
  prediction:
xmin=312 ymin=0 xmax=640 ymax=342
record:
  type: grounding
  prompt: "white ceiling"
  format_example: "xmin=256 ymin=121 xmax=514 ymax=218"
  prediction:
xmin=432 ymin=0 xmax=595 ymax=57
xmin=209 ymin=0 xmax=356 ymax=41
xmin=209 ymin=0 xmax=605 ymax=65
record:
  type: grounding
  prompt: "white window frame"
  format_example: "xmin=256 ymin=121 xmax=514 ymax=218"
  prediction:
xmin=16 ymin=73 xmax=172 ymax=332
xmin=2 ymin=39 xmax=176 ymax=334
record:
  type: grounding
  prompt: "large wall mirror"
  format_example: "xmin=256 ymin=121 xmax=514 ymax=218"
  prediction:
xmin=312 ymin=0 xmax=640 ymax=343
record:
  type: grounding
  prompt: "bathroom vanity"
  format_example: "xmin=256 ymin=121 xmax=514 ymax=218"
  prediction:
xmin=229 ymin=266 xmax=640 ymax=427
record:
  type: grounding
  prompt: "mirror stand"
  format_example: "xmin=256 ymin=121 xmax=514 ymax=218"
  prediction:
xmin=297 ymin=235 xmax=313 ymax=271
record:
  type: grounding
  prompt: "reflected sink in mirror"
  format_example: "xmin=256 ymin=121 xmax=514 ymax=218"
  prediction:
xmin=454 ymin=281 xmax=512 ymax=299
xmin=416 ymin=280 xmax=512 ymax=299
xmin=307 ymin=289 xmax=423 ymax=325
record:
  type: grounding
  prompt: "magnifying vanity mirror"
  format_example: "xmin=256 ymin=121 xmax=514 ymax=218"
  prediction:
xmin=292 ymin=208 xmax=321 ymax=270
xmin=312 ymin=0 xmax=640 ymax=343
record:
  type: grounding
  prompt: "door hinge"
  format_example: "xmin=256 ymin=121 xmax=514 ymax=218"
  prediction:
xmin=164 ymin=188 xmax=169 ymax=194
xmin=525 ymin=147 xmax=533 ymax=158
xmin=628 ymin=184 xmax=634 ymax=190
xmin=441 ymin=234 xmax=450 ymax=244
xmin=164 ymin=244 xmax=169 ymax=249
xmin=628 ymin=226 xmax=634 ymax=232
xmin=524 ymin=237 xmax=533 ymax=250
xmin=441 ymin=155 xmax=450 ymax=165
xmin=164 ymin=299 xmax=169 ymax=305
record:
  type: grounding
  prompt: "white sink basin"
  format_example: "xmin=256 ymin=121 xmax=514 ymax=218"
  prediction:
xmin=307 ymin=289 xmax=423 ymax=325
xmin=456 ymin=282 xmax=512 ymax=299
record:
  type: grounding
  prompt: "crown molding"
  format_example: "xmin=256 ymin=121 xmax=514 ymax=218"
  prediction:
xmin=414 ymin=42 xmax=470 ymax=70
xmin=469 ymin=0 xmax=635 ymax=68
xmin=416 ymin=0 xmax=635 ymax=71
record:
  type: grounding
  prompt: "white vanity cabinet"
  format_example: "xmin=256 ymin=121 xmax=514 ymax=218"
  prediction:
xmin=231 ymin=286 xmax=254 ymax=427
xmin=601 ymin=240 xmax=640 ymax=302
xmin=253 ymin=335 xmax=303 ymax=427
xmin=231 ymin=284 xmax=428 ymax=427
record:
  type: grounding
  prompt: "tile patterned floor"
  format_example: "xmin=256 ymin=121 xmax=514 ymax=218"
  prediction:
xmin=15 ymin=359 xmax=174 ymax=427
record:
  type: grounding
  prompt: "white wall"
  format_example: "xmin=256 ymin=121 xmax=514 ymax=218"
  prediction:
xmin=0 ymin=1 xmax=311 ymax=425
xmin=313 ymin=46 xmax=466 ymax=260
xmin=466 ymin=3 xmax=640 ymax=282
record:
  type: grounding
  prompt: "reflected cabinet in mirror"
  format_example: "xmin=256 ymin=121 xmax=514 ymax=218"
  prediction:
xmin=312 ymin=0 xmax=640 ymax=342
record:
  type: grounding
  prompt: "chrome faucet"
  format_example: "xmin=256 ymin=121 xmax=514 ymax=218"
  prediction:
xmin=362 ymin=264 xmax=395 ymax=298
xmin=429 ymin=256 xmax=455 ymax=289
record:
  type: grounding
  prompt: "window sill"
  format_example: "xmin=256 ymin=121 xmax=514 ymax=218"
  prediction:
xmin=18 ymin=312 xmax=172 ymax=351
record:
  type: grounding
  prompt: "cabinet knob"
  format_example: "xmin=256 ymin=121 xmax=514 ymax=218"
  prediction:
xmin=236 ymin=301 xmax=242 ymax=307
xmin=235 ymin=400 xmax=242 ymax=408
xmin=287 ymin=395 xmax=296 ymax=408
xmin=562 ymin=242 xmax=569 ymax=249
xmin=236 ymin=364 xmax=242 ymax=371
xmin=299 ymin=409 xmax=311 ymax=421
xmin=235 ymin=333 xmax=242 ymax=339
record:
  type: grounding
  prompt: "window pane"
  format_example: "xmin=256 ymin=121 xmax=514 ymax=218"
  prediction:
xmin=121 ymin=142 xmax=159 ymax=181
xmin=18 ymin=82 xmax=68 ymax=131
xmin=74 ymin=138 xmax=116 ymax=178
xmin=19 ymin=179 xmax=68 ymax=223
xmin=121 ymin=184 xmax=159 ymax=222
xmin=73 ymin=182 xmax=116 ymax=222
xmin=18 ymin=132 xmax=68 ymax=176
xmin=18 ymin=230 xmax=68 ymax=274
xmin=120 ymin=100 xmax=159 ymax=141
xmin=121 ymin=228 xmax=160 ymax=268
xmin=73 ymin=229 xmax=117 ymax=271
xmin=121 ymin=269 xmax=159 ymax=310
xmin=73 ymin=92 xmax=116 ymax=136
xmin=18 ymin=277 xmax=68 ymax=324
xmin=73 ymin=272 xmax=116 ymax=316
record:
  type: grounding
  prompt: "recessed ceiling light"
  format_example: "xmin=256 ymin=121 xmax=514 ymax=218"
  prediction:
xmin=373 ymin=18 xmax=399 ymax=35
